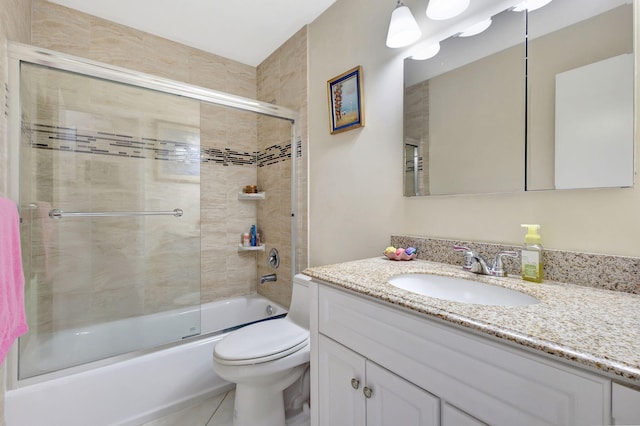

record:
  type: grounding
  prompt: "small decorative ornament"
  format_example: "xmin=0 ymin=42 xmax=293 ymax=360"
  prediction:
xmin=384 ymin=246 xmax=417 ymax=261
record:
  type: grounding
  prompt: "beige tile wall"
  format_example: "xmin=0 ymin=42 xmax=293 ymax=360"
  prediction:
xmin=29 ymin=0 xmax=263 ymax=310
xmin=2 ymin=0 xmax=308 ymax=413
xmin=256 ymin=27 xmax=308 ymax=308
xmin=200 ymin=105 xmax=260 ymax=302
xmin=30 ymin=1 xmax=256 ymax=97
xmin=28 ymin=0 xmax=310 ymax=314
xmin=0 ymin=0 xmax=31 ymax=420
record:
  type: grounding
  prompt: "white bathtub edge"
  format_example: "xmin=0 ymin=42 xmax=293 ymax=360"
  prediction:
xmin=5 ymin=334 xmax=229 ymax=426
xmin=6 ymin=295 xmax=286 ymax=426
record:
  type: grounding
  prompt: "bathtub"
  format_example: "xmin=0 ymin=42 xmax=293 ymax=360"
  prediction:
xmin=5 ymin=294 xmax=286 ymax=426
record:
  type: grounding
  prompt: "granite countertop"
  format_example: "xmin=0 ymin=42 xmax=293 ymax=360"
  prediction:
xmin=303 ymin=257 xmax=640 ymax=385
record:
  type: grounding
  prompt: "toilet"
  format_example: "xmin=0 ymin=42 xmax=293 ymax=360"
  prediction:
xmin=213 ymin=274 xmax=311 ymax=426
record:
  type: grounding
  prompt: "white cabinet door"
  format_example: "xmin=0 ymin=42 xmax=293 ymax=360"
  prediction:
xmin=319 ymin=334 xmax=439 ymax=426
xmin=366 ymin=361 xmax=440 ymax=426
xmin=613 ymin=382 xmax=640 ymax=425
xmin=442 ymin=403 xmax=487 ymax=426
xmin=318 ymin=334 xmax=366 ymax=426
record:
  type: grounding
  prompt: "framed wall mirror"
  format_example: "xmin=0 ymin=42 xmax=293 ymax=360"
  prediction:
xmin=403 ymin=0 xmax=634 ymax=197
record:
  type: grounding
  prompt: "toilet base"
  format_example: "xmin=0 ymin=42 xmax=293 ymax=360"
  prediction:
xmin=232 ymin=364 xmax=308 ymax=426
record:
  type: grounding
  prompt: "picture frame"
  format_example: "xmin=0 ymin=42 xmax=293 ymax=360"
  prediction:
xmin=327 ymin=66 xmax=365 ymax=134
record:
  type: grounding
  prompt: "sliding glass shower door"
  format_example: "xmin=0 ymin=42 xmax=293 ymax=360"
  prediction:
xmin=18 ymin=62 xmax=202 ymax=379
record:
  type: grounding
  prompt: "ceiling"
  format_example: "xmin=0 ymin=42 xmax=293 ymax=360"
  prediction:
xmin=48 ymin=0 xmax=337 ymax=67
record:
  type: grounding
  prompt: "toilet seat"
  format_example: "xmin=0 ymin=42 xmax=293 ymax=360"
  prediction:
xmin=214 ymin=319 xmax=309 ymax=366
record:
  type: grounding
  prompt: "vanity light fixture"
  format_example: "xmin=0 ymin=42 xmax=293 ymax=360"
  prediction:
xmin=426 ymin=0 xmax=470 ymax=20
xmin=386 ymin=0 xmax=422 ymax=48
xmin=512 ymin=0 xmax=552 ymax=12
xmin=409 ymin=41 xmax=441 ymax=60
xmin=459 ymin=18 xmax=493 ymax=37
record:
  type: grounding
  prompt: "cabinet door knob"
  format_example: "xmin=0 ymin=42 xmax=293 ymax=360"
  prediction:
xmin=363 ymin=386 xmax=373 ymax=399
xmin=351 ymin=378 xmax=360 ymax=389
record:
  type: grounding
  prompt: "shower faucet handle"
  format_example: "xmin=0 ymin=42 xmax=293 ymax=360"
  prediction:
xmin=268 ymin=248 xmax=280 ymax=269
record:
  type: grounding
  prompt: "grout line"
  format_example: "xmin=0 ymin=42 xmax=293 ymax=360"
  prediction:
xmin=206 ymin=390 xmax=233 ymax=426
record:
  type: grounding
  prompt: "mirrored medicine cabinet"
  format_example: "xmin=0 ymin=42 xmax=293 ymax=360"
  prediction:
xmin=403 ymin=0 xmax=634 ymax=196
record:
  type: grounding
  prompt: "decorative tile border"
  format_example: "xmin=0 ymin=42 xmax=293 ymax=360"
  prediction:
xmin=27 ymin=123 xmax=298 ymax=167
xmin=404 ymin=156 xmax=424 ymax=173
xmin=258 ymin=143 xmax=291 ymax=167
xmin=391 ymin=235 xmax=640 ymax=295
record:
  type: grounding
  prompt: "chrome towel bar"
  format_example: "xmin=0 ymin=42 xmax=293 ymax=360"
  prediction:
xmin=48 ymin=208 xmax=183 ymax=220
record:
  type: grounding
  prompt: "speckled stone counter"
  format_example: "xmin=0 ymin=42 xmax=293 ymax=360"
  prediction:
xmin=303 ymin=257 xmax=640 ymax=385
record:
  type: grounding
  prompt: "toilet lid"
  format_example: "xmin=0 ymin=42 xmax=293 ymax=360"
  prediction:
xmin=214 ymin=319 xmax=309 ymax=365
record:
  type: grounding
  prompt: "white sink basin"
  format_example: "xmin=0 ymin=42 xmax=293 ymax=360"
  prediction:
xmin=388 ymin=274 xmax=539 ymax=306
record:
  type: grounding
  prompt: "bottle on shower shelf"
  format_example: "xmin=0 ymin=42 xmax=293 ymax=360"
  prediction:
xmin=250 ymin=225 xmax=257 ymax=246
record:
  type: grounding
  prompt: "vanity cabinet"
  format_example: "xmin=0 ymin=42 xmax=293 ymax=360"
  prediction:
xmin=318 ymin=334 xmax=440 ymax=425
xmin=441 ymin=403 xmax=486 ymax=426
xmin=612 ymin=382 xmax=640 ymax=425
xmin=312 ymin=282 xmax=612 ymax=426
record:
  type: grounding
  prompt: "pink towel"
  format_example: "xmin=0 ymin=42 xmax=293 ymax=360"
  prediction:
xmin=0 ymin=197 xmax=28 ymax=364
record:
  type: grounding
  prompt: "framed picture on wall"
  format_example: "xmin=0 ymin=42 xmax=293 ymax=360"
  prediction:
xmin=327 ymin=66 xmax=364 ymax=134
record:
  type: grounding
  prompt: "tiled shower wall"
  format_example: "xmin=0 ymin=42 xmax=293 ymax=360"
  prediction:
xmin=28 ymin=0 xmax=307 ymax=310
xmin=2 ymin=0 xmax=307 ymax=415
xmin=256 ymin=28 xmax=308 ymax=308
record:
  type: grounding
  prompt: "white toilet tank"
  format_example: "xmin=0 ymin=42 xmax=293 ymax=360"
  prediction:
xmin=288 ymin=274 xmax=311 ymax=329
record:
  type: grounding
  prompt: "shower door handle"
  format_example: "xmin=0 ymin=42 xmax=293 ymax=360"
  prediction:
xmin=49 ymin=208 xmax=183 ymax=219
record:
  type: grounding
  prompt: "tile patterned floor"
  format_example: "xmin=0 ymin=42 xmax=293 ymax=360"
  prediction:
xmin=143 ymin=390 xmax=235 ymax=426
xmin=143 ymin=389 xmax=310 ymax=426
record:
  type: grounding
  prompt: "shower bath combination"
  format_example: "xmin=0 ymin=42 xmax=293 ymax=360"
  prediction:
xmin=4 ymin=42 xmax=301 ymax=425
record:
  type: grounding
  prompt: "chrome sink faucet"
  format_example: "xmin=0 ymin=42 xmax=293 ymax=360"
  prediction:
xmin=453 ymin=245 xmax=518 ymax=277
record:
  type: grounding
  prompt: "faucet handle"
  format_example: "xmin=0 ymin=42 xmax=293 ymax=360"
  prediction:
xmin=490 ymin=251 xmax=519 ymax=277
xmin=453 ymin=245 xmax=475 ymax=271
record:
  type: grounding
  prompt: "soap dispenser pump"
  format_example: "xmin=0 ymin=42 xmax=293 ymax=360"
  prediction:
xmin=521 ymin=224 xmax=543 ymax=283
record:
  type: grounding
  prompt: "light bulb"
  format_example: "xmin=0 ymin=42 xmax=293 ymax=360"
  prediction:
xmin=426 ymin=0 xmax=470 ymax=20
xmin=386 ymin=2 xmax=422 ymax=48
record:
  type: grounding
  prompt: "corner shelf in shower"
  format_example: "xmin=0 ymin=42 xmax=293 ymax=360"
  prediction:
xmin=237 ymin=244 xmax=266 ymax=252
xmin=237 ymin=192 xmax=265 ymax=201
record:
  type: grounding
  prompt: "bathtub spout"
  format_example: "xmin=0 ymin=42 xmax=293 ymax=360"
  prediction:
xmin=260 ymin=273 xmax=277 ymax=284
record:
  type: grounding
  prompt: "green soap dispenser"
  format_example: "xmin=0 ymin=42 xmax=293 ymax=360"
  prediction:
xmin=521 ymin=224 xmax=543 ymax=283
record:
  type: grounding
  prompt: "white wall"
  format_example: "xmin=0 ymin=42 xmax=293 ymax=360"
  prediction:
xmin=308 ymin=0 xmax=640 ymax=266
xmin=308 ymin=0 xmax=407 ymax=266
